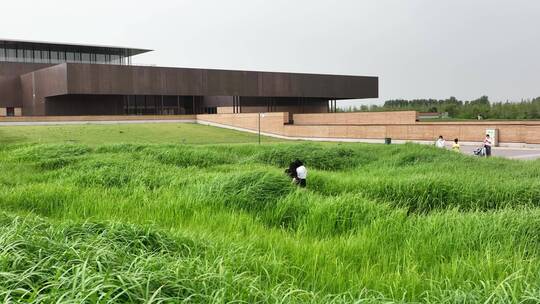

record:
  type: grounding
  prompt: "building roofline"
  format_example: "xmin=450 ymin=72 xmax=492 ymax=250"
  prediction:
xmin=122 ymin=63 xmax=379 ymax=79
xmin=0 ymin=38 xmax=152 ymax=56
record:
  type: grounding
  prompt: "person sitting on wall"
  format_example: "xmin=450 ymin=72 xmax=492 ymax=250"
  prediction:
xmin=435 ymin=135 xmax=446 ymax=149
xmin=484 ymin=134 xmax=492 ymax=157
xmin=295 ymin=161 xmax=307 ymax=188
xmin=452 ymin=138 xmax=460 ymax=152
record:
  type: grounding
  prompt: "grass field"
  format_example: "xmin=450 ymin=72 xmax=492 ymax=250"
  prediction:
xmin=1 ymin=123 xmax=540 ymax=303
xmin=0 ymin=123 xmax=281 ymax=145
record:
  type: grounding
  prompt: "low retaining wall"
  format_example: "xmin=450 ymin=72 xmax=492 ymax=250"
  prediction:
xmin=197 ymin=113 xmax=288 ymax=136
xmin=292 ymin=111 xmax=418 ymax=125
xmin=197 ymin=112 xmax=540 ymax=145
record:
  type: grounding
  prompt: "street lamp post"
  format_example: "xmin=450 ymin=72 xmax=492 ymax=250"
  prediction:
xmin=258 ymin=113 xmax=265 ymax=144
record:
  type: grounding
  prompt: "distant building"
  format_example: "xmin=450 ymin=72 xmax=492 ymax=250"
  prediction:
xmin=0 ymin=39 xmax=378 ymax=116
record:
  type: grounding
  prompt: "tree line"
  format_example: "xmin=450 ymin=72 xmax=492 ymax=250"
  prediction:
xmin=342 ymin=96 xmax=540 ymax=120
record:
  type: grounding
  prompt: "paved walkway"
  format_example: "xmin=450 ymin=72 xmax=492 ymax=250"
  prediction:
xmin=459 ymin=145 xmax=540 ymax=160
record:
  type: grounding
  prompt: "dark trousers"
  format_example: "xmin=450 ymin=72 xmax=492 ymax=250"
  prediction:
xmin=298 ymin=179 xmax=306 ymax=188
xmin=484 ymin=145 xmax=491 ymax=157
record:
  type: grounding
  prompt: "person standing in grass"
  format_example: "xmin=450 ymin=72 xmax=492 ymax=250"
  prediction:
xmin=295 ymin=161 xmax=307 ymax=188
xmin=435 ymin=135 xmax=446 ymax=148
xmin=484 ymin=134 xmax=492 ymax=157
xmin=452 ymin=138 xmax=460 ymax=152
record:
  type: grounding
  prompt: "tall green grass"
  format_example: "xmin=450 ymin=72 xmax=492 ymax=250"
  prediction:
xmin=1 ymin=141 xmax=540 ymax=302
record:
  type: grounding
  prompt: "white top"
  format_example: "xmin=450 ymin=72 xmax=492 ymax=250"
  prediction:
xmin=296 ymin=166 xmax=307 ymax=179
xmin=435 ymin=139 xmax=446 ymax=148
xmin=484 ymin=137 xmax=492 ymax=147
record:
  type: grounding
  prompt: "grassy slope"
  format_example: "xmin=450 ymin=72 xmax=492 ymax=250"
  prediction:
xmin=0 ymin=123 xmax=281 ymax=145
xmin=0 ymin=124 xmax=540 ymax=302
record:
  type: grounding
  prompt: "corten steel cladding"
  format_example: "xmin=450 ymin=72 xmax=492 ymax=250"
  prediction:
xmin=2 ymin=63 xmax=378 ymax=116
xmin=0 ymin=39 xmax=378 ymax=116
xmin=62 ymin=65 xmax=377 ymax=99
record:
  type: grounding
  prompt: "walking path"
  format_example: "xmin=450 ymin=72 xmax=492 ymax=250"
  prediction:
xmin=459 ymin=145 xmax=540 ymax=160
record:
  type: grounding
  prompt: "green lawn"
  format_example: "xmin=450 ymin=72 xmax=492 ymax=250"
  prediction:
xmin=0 ymin=124 xmax=539 ymax=302
xmin=0 ymin=123 xmax=281 ymax=145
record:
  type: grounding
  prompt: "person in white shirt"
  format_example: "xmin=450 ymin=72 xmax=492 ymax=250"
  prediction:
xmin=435 ymin=135 xmax=446 ymax=149
xmin=295 ymin=161 xmax=307 ymax=188
xmin=483 ymin=134 xmax=492 ymax=157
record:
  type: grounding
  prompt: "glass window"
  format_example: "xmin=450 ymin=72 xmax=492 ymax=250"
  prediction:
xmin=7 ymin=49 xmax=16 ymax=61
xmin=0 ymin=48 xmax=5 ymax=61
xmin=25 ymin=49 xmax=33 ymax=62
xmin=66 ymin=52 xmax=74 ymax=62
xmin=50 ymin=51 xmax=58 ymax=63
xmin=42 ymin=50 xmax=50 ymax=63
xmin=96 ymin=54 xmax=105 ymax=63
xmin=81 ymin=53 xmax=90 ymax=63
xmin=33 ymin=50 xmax=41 ymax=63
xmin=17 ymin=49 xmax=24 ymax=62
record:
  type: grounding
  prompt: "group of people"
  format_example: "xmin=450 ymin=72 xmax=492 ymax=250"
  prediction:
xmin=435 ymin=136 xmax=461 ymax=152
xmin=285 ymin=159 xmax=307 ymax=188
xmin=283 ymin=134 xmax=493 ymax=187
xmin=435 ymin=134 xmax=492 ymax=157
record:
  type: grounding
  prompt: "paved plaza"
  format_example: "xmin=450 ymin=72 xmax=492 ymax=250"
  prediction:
xmin=460 ymin=145 xmax=540 ymax=160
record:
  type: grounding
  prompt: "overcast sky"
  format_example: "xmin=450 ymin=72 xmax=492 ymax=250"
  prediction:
xmin=2 ymin=0 xmax=539 ymax=106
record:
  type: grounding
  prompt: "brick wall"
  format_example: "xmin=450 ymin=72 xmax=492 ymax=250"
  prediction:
xmin=293 ymin=111 xmax=418 ymax=125
xmin=196 ymin=112 xmax=540 ymax=144
xmin=217 ymin=107 xmax=233 ymax=114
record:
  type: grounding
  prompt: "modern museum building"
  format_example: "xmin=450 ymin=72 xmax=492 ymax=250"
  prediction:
xmin=0 ymin=39 xmax=378 ymax=116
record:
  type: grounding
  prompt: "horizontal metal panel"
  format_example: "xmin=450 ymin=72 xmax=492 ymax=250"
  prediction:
xmin=22 ymin=63 xmax=378 ymax=99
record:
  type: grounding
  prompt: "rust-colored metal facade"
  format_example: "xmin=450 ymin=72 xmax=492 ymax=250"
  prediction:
xmin=0 ymin=40 xmax=378 ymax=116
